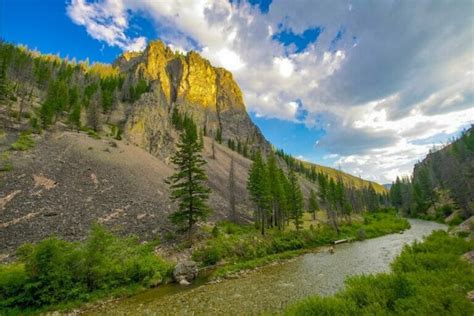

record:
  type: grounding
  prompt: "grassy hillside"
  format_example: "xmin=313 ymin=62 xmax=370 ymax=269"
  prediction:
xmin=302 ymin=160 xmax=387 ymax=194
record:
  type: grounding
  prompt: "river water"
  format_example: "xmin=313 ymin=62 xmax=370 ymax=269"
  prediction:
xmin=83 ymin=219 xmax=446 ymax=316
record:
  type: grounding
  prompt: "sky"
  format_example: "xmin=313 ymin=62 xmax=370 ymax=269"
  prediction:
xmin=1 ymin=0 xmax=473 ymax=184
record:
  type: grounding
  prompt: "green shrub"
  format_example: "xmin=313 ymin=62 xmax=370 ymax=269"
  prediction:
xmin=0 ymin=151 xmax=13 ymax=171
xmin=0 ymin=224 xmax=172 ymax=312
xmin=449 ymin=214 xmax=464 ymax=226
xmin=86 ymin=129 xmax=101 ymax=140
xmin=10 ymin=132 xmax=35 ymax=151
xmin=285 ymin=296 xmax=357 ymax=316
xmin=192 ymin=246 xmax=221 ymax=266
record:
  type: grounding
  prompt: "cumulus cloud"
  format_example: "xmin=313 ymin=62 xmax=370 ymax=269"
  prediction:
xmin=66 ymin=0 xmax=474 ymax=183
xmin=66 ymin=0 xmax=147 ymax=52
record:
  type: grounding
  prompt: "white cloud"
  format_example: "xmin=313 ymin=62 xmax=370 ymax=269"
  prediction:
xmin=66 ymin=0 xmax=474 ymax=183
xmin=66 ymin=0 xmax=146 ymax=52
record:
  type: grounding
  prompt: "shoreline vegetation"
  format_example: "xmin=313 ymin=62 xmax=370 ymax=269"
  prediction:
xmin=0 ymin=210 xmax=409 ymax=314
xmin=195 ymin=210 xmax=409 ymax=279
xmin=284 ymin=230 xmax=474 ymax=315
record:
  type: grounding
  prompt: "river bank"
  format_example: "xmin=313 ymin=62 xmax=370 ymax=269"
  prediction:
xmin=285 ymin=229 xmax=473 ymax=315
xmin=81 ymin=219 xmax=444 ymax=315
xmin=0 ymin=210 xmax=408 ymax=315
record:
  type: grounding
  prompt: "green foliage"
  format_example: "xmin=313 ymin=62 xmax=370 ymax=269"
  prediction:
xmin=10 ymin=132 xmax=35 ymax=151
xmin=0 ymin=57 xmax=8 ymax=102
xmin=215 ymin=128 xmax=222 ymax=143
xmin=308 ymin=189 xmax=319 ymax=220
xmin=286 ymin=231 xmax=474 ymax=315
xmin=448 ymin=214 xmax=464 ymax=226
xmin=0 ymin=151 xmax=13 ymax=171
xmin=100 ymin=76 xmax=121 ymax=112
xmin=0 ymin=224 xmax=172 ymax=313
xmin=129 ymin=79 xmax=150 ymax=102
xmin=247 ymin=151 xmax=271 ymax=235
xmin=391 ymin=127 xmax=473 ymax=219
xmin=40 ymin=79 xmax=69 ymax=127
xmin=167 ymin=117 xmax=211 ymax=239
xmin=192 ymin=246 xmax=221 ymax=266
xmin=287 ymin=169 xmax=304 ymax=230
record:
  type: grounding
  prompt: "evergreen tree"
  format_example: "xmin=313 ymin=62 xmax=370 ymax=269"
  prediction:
xmin=308 ymin=189 xmax=319 ymax=221
xmin=366 ymin=184 xmax=379 ymax=212
xmin=215 ymin=128 xmax=222 ymax=144
xmin=390 ymin=177 xmax=403 ymax=209
xmin=287 ymin=169 xmax=304 ymax=230
xmin=167 ymin=119 xmax=211 ymax=241
xmin=327 ymin=178 xmax=340 ymax=233
xmin=278 ymin=168 xmax=290 ymax=226
xmin=86 ymin=91 xmax=101 ymax=132
xmin=247 ymin=151 xmax=271 ymax=235
xmin=229 ymin=155 xmax=237 ymax=222
xmin=0 ymin=58 xmax=8 ymax=103
xmin=267 ymin=152 xmax=285 ymax=229
xmin=68 ymin=86 xmax=81 ymax=128
xmin=211 ymin=139 xmax=216 ymax=159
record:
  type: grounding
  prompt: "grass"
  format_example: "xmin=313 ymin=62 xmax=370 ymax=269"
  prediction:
xmin=0 ymin=224 xmax=173 ymax=315
xmin=285 ymin=230 xmax=474 ymax=315
xmin=192 ymin=210 xmax=410 ymax=279
xmin=10 ymin=132 xmax=35 ymax=151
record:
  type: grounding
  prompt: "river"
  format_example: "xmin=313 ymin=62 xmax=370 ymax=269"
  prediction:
xmin=82 ymin=219 xmax=446 ymax=316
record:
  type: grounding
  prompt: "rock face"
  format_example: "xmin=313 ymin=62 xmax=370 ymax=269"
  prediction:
xmin=116 ymin=40 xmax=269 ymax=160
xmin=173 ymin=260 xmax=198 ymax=284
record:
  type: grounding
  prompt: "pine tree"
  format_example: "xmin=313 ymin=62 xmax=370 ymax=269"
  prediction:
xmin=247 ymin=151 xmax=271 ymax=235
xmin=390 ymin=177 xmax=403 ymax=209
xmin=86 ymin=91 xmax=101 ymax=132
xmin=278 ymin=168 xmax=290 ymax=226
xmin=215 ymin=128 xmax=222 ymax=143
xmin=167 ymin=119 xmax=211 ymax=241
xmin=308 ymin=189 xmax=319 ymax=221
xmin=366 ymin=184 xmax=379 ymax=212
xmin=267 ymin=152 xmax=285 ymax=228
xmin=0 ymin=58 xmax=8 ymax=103
xmin=327 ymin=178 xmax=340 ymax=234
xmin=229 ymin=155 xmax=237 ymax=222
xmin=287 ymin=169 xmax=304 ymax=230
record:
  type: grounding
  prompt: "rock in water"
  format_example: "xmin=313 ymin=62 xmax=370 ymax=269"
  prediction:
xmin=173 ymin=261 xmax=198 ymax=284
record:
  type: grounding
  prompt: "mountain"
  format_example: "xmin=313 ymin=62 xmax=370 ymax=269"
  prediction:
xmin=114 ymin=41 xmax=270 ymax=160
xmin=0 ymin=40 xmax=386 ymax=259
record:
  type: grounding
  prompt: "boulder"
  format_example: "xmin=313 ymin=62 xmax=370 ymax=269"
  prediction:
xmin=173 ymin=260 xmax=198 ymax=284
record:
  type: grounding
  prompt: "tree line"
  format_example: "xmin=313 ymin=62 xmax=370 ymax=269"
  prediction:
xmin=390 ymin=127 xmax=473 ymax=220
xmin=0 ymin=41 xmax=150 ymax=132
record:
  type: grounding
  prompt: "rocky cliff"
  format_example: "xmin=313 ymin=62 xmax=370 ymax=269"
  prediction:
xmin=115 ymin=41 xmax=269 ymax=160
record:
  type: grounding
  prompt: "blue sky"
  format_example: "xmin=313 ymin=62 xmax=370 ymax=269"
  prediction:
xmin=1 ymin=0 xmax=473 ymax=183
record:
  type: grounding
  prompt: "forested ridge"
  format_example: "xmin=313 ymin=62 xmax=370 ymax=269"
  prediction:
xmin=390 ymin=127 xmax=473 ymax=223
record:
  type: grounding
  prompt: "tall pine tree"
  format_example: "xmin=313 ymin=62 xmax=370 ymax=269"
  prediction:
xmin=287 ymin=169 xmax=304 ymax=230
xmin=167 ymin=118 xmax=211 ymax=241
xmin=247 ymin=151 xmax=271 ymax=235
xmin=308 ymin=189 xmax=319 ymax=221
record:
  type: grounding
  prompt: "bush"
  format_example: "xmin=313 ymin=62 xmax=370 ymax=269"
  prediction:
xmin=0 ymin=224 xmax=172 ymax=312
xmin=192 ymin=246 xmax=221 ymax=266
xmin=10 ymin=132 xmax=35 ymax=151
xmin=448 ymin=214 xmax=464 ymax=226
xmin=0 ymin=151 xmax=13 ymax=171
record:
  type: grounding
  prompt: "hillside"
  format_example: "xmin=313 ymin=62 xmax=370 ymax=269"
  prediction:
xmin=0 ymin=40 xmax=385 ymax=258
xmin=390 ymin=126 xmax=473 ymax=221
